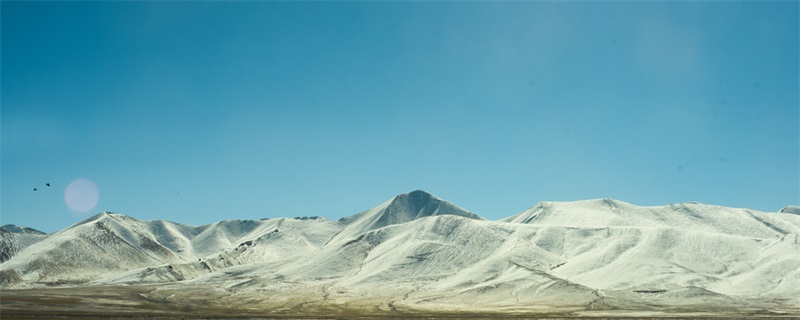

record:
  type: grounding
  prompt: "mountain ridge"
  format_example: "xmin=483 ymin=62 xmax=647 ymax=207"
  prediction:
xmin=1 ymin=190 xmax=798 ymax=316
xmin=6 ymin=192 xmax=796 ymax=235
xmin=0 ymin=224 xmax=47 ymax=235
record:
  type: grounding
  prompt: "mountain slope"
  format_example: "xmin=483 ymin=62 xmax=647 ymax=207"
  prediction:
xmin=100 ymin=216 xmax=343 ymax=284
xmin=0 ymin=225 xmax=48 ymax=263
xmin=0 ymin=213 xmax=304 ymax=285
xmin=186 ymin=202 xmax=798 ymax=311
xmin=1 ymin=213 xmax=185 ymax=284
xmin=501 ymin=200 xmax=800 ymax=296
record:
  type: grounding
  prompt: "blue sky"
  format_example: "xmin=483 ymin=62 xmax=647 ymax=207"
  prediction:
xmin=2 ymin=1 xmax=797 ymax=233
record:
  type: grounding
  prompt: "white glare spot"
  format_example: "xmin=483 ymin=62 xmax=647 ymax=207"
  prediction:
xmin=65 ymin=178 xmax=99 ymax=213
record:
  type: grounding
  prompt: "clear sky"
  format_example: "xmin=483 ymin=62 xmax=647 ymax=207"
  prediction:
xmin=2 ymin=1 xmax=798 ymax=233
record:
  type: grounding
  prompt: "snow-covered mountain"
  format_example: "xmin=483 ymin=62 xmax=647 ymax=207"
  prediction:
xmin=0 ymin=224 xmax=47 ymax=263
xmin=0 ymin=211 xmax=343 ymax=285
xmin=1 ymin=190 xmax=798 ymax=316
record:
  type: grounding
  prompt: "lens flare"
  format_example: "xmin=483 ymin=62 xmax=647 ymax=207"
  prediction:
xmin=65 ymin=178 xmax=99 ymax=213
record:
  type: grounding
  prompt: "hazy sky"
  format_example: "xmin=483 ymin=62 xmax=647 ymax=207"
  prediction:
xmin=2 ymin=1 xmax=798 ymax=233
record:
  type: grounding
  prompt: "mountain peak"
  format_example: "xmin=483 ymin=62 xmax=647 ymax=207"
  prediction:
xmin=386 ymin=190 xmax=481 ymax=221
xmin=78 ymin=212 xmax=111 ymax=223
xmin=67 ymin=212 xmax=133 ymax=230
xmin=391 ymin=190 xmax=438 ymax=206
xmin=335 ymin=190 xmax=483 ymax=239
xmin=779 ymin=205 xmax=800 ymax=215
xmin=406 ymin=189 xmax=435 ymax=197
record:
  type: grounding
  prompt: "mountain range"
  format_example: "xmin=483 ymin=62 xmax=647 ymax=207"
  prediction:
xmin=1 ymin=190 xmax=799 ymax=318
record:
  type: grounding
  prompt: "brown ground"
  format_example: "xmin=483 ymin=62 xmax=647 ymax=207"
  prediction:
xmin=1 ymin=286 xmax=797 ymax=320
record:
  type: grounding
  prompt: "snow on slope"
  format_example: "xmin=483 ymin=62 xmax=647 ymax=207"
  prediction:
xmin=0 ymin=225 xmax=48 ymax=263
xmin=113 ymin=191 xmax=479 ymax=285
xmin=101 ymin=216 xmax=342 ymax=284
xmin=1 ymin=213 xmax=185 ymax=285
xmin=323 ymin=215 xmax=599 ymax=308
xmin=0 ymin=212 xmax=310 ymax=286
xmin=499 ymin=200 xmax=800 ymax=300
xmin=2 ymin=191 xmax=799 ymax=313
xmin=185 ymin=195 xmax=800 ymax=311
xmin=198 ymin=214 xmax=601 ymax=310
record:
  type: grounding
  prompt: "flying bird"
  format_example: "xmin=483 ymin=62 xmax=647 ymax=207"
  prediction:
xmin=33 ymin=188 xmax=37 ymax=191
xmin=46 ymin=183 xmax=50 ymax=187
